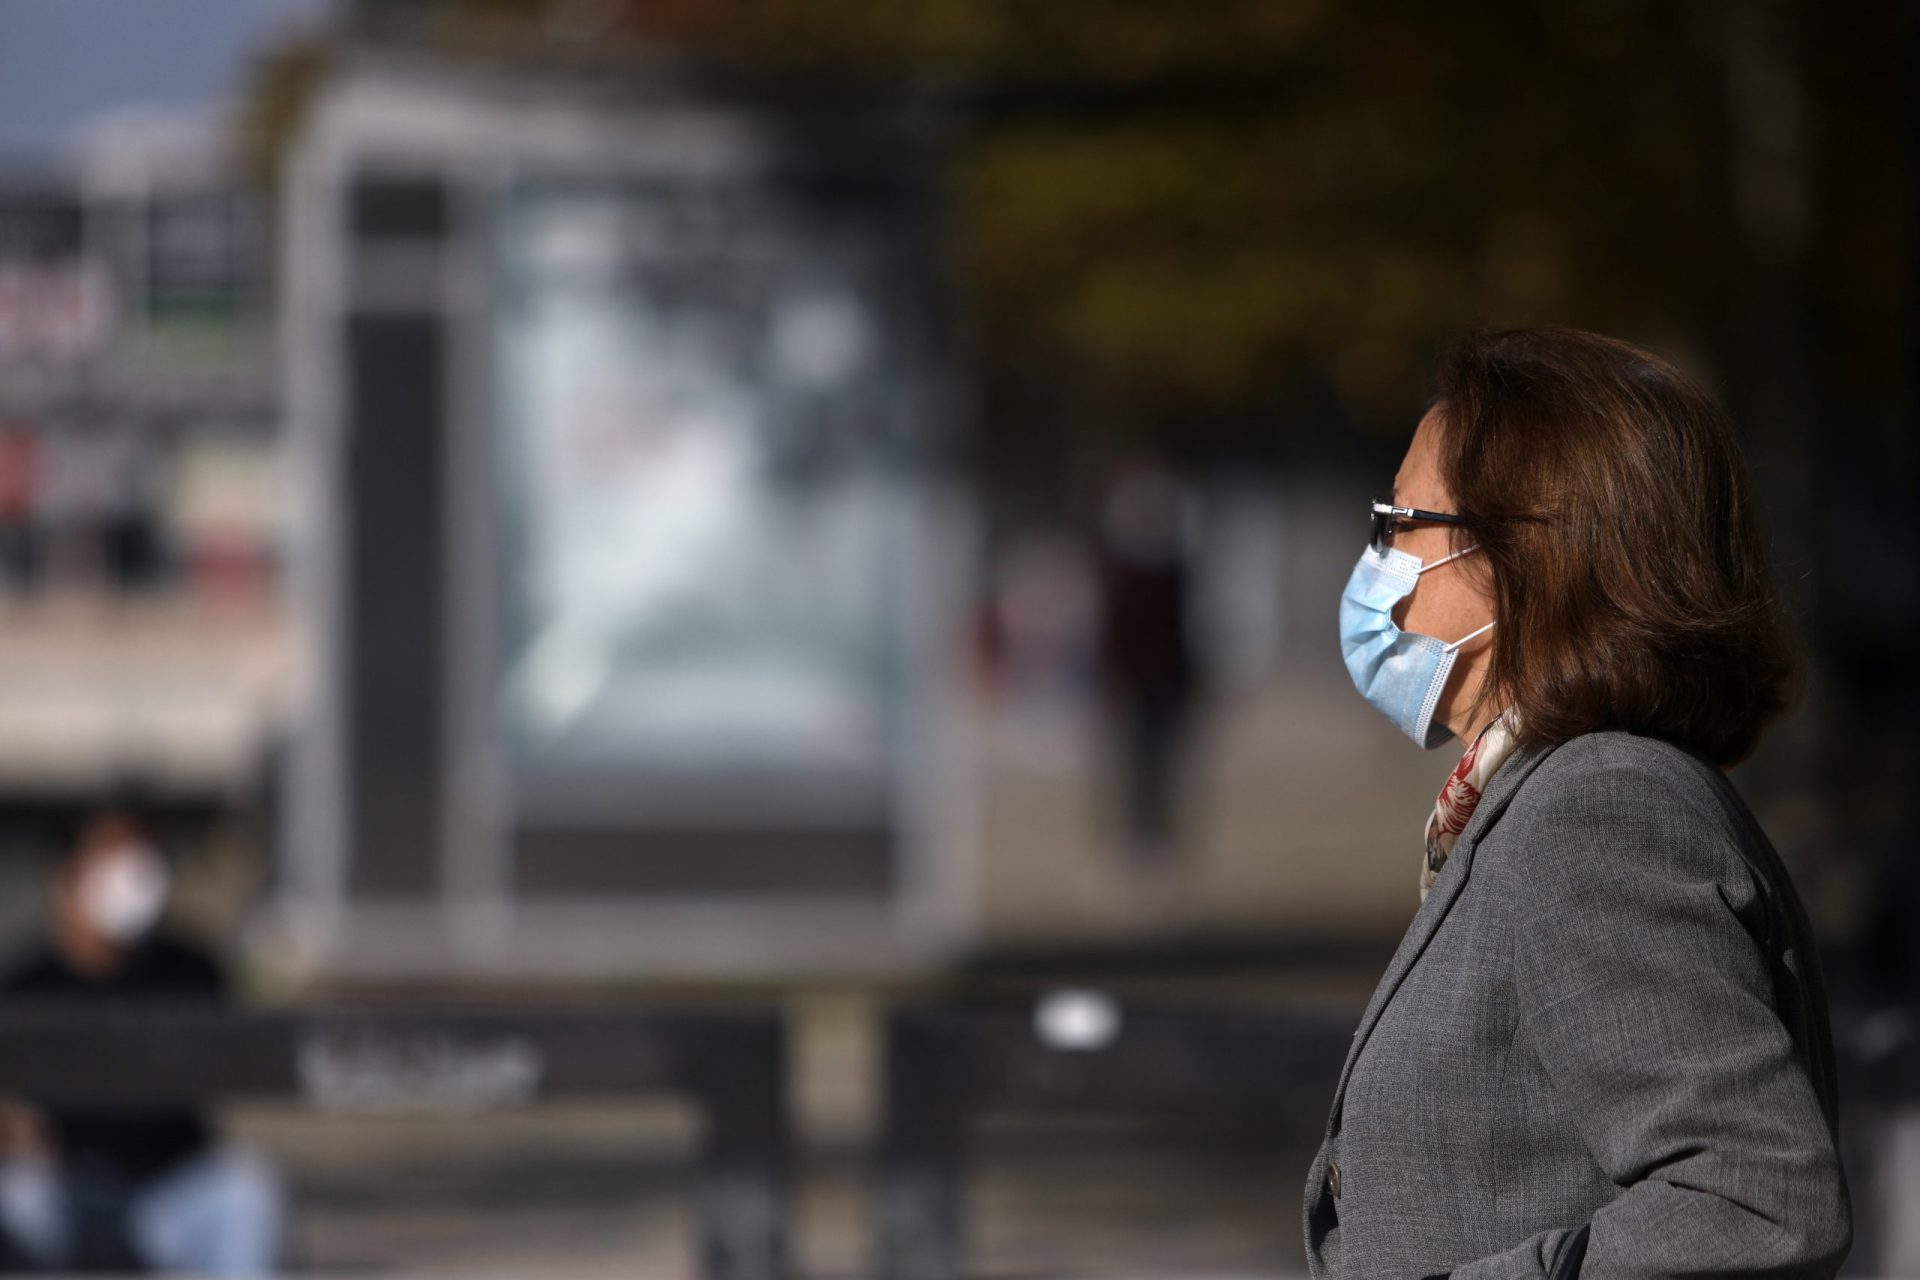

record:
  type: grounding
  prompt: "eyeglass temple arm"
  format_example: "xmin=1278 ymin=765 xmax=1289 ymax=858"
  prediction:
xmin=1375 ymin=502 xmax=1468 ymax=525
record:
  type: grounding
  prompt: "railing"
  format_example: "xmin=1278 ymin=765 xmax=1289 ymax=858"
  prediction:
xmin=878 ymin=999 xmax=1353 ymax=1280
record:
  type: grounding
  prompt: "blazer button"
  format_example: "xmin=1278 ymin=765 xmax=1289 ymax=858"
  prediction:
xmin=1326 ymin=1159 xmax=1343 ymax=1199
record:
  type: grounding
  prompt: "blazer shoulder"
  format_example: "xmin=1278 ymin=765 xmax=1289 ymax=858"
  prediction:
xmin=1517 ymin=728 xmax=1730 ymax=814
xmin=1495 ymin=729 xmax=1753 ymax=884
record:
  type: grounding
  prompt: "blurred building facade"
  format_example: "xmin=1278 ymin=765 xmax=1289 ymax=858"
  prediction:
xmin=0 ymin=110 xmax=289 ymax=952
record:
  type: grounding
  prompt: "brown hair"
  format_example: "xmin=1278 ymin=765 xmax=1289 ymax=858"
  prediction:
xmin=1428 ymin=325 xmax=1797 ymax=767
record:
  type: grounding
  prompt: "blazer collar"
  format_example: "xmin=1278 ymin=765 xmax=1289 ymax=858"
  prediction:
xmin=1324 ymin=734 xmax=1563 ymax=1128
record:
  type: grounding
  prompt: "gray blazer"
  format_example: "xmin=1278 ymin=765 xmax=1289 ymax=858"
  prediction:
xmin=1303 ymin=729 xmax=1850 ymax=1279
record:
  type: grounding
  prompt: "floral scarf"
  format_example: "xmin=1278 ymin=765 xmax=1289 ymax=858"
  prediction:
xmin=1420 ymin=707 xmax=1520 ymax=902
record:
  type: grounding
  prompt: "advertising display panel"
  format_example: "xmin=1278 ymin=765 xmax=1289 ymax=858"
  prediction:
xmin=494 ymin=175 xmax=926 ymax=830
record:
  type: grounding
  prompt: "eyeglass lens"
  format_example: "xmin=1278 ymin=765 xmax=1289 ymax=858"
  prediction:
xmin=1370 ymin=506 xmax=1393 ymax=551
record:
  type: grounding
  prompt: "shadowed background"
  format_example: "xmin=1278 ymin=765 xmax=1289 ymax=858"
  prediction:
xmin=0 ymin=0 xmax=1912 ymax=1275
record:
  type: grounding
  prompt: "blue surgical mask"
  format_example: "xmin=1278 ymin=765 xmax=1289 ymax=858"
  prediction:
xmin=1339 ymin=542 xmax=1496 ymax=748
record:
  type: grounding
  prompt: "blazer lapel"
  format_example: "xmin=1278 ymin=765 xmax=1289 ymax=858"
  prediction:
xmin=1324 ymin=736 xmax=1561 ymax=1125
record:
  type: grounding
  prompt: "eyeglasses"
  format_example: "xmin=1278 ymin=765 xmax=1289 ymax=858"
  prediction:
xmin=1370 ymin=500 xmax=1469 ymax=553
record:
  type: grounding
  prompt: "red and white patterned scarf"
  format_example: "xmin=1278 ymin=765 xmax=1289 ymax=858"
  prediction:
xmin=1420 ymin=707 xmax=1520 ymax=902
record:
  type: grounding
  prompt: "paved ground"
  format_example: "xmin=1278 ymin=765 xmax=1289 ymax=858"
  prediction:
xmin=972 ymin=660 xmax=1469 ymax=949
xmin=0 ymin=592 xmax=290 ymax=793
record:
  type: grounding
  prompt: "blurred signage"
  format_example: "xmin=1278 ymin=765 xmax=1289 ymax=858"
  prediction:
xmin=298 ymin=1030 xmax=544 ymax=1113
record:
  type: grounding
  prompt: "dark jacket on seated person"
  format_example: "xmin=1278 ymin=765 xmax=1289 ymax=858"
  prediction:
xmin=2 ymin=933 xmax=227 ymax=1186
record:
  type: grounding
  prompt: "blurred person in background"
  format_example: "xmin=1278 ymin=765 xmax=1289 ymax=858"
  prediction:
xmin=1309 ymin=326 xmax=1848 ymax=1278
xmin=0 ymin=810 xmax=282 ymax=1275
xmin=96 ymin=427 xmax=166 ymax=594
xmin=0 ymin=423 xmax=41 ymax=590
xmin=1095 ymin=458 xmax=1205 ymax=915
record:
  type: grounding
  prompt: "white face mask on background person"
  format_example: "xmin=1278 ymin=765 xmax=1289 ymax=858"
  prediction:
xmin=74 ymin=843 xmax=170 ymax=945
xmin=1338 ymin=541 xmax=1496 ymax=748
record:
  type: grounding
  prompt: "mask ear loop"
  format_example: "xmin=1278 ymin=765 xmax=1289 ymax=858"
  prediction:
xmin=1418 ymin=543 xmax=1494 ymax=651
xmin=1443 ymin=619 xmax=1496 ymax=653
xmin=1415 ymin=543 xmax=1479 ymax=574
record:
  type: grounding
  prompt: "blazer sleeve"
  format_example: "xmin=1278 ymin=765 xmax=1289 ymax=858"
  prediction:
xmin=1446 ymin=763 xmax=1851 ymax=1280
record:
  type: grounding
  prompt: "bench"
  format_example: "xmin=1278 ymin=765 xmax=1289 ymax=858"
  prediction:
xmin=0 ymin=1004 xmax=790 ymax=1280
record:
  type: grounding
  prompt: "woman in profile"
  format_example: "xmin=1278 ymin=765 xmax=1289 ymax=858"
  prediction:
xmin=1306 ymin=326 xmax=1850 ymax=1278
